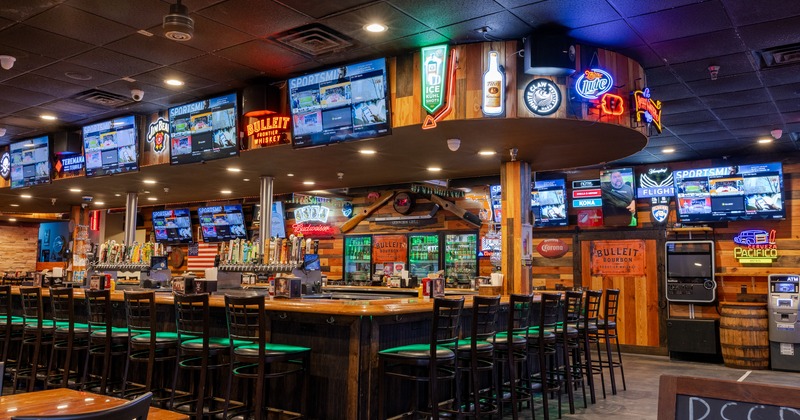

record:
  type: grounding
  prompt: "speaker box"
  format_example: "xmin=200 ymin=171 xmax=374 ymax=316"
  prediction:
xmin=667 ymin=318 xmax=720 ymax=355
xmin=524 ymin=34 xmax=576 ymax=76
xmin=242 ymin=84 xmax=281 ymax=117
xmin=51 ymin=130 xmax=82 ymax=154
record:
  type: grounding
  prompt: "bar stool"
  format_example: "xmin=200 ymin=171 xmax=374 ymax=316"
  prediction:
xmin=0 ymin=285 xmax=24 ymax=369
xmin=575 ymin=290 xmax=602 ymax=403
xmin=83 ymin=289 xmax=131 ymax=396
xmin=378 ymin=297 xmax=464 ymax=419
xmin=13 ymin=286 xmax=56 ymax=393
xmin=492 ymin=293 xmax=534 ymax=420
xmin=553 ymin=290 xmax=585 ymax=414
xmin=46 ymin=287 xmax=90 ymax=389
xmin=171 ymin=293 xmax=240 ymax=419
xmin=224 ymin=294 xmax=311 ymax=420
xmin=122 ymin=290 xmax=181 ymax=405
xmin=594 ymin=289 xmax=626 ymax=395
xmin=454 ymin=295 xmax=500 ymax=418
xmin=527 ymin=293 xmax=561 ymax=420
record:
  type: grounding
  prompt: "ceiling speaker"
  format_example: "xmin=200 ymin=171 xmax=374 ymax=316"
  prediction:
xmin=524 ymin=34 xmax=576 ymax=77
xmin=163 ymin=0 xmax=194 ymax=41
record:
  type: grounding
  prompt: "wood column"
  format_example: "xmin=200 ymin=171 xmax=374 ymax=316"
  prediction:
xmin=500 ymin=160 xmax=532 ymax=294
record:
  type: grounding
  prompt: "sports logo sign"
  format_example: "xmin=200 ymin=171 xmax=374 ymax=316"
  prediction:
xmin=146 ymin=117 xmax=170 ymax=153
xmin=524 ymin=78 xmax=561 ymax=116
xmin=0 ymin=151 xmax=10 ymax=180
xmin=638 ymin=167 xmax=673 ymax=225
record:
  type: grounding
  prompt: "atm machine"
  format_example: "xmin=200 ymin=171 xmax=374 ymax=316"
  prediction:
xmin=768 ymin=274 xmax=800 ymax=371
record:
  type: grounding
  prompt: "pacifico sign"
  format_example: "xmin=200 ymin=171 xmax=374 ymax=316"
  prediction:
xmin=733 ymin=229 xmax=778 ymax=264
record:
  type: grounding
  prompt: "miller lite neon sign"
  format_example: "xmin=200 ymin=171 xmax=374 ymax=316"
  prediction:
xmin=575 ymin=68 xmax=614 ymax=100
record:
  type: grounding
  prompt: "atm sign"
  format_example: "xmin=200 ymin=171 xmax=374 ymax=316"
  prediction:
xmin=573 ymin=199 xmax=602 ymax=208
xmin=573 ymin=189 xmax=601 ymax=199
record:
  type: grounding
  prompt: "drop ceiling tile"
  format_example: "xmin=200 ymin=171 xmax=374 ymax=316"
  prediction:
xmin=313 ymin=46 xmax=380 ymax=65
xmin=3 ymin=74 xmax=86 ymax=98
xmin=0 ymin=86 xmax=55 ymax=106
xmin=436 ymin=11 xmax=531 ymax=44
xmin=95 ymin=79 xmax=171 ymax=104
xmin=0 ymin=16 xmax=12 ymax=30
xmin=25 ymin=4 xmax=134 ymax=45
xmin=130 ymin=67 xmax=216 ymax=93
xmin=0 ymin=1 xmax=66 ymax=21
xmin=105 ymin=34 xmax=205 ymax=66
xmin=0 ymin=49 xmax=58 ymax=82
xmin=643 ymin=136 xmax=684 ymax=147
xmin=759 ymin=66 xmax=800 ymax=87
xmin=280 ymin=0 xmax=374 ymax=19
xmin=509 ymin=0 xmax=620 ymax=29
xmin=686 ymin=72 xmax=762 ymax=96
xmin=648 ymin=83 xmax=693 ymax=102
xmin=0 ymin=99 xmax=29 ymax=115
xmin=730 ymin=127 xmax=773 ymax=137
xmin=68 ymin=0 xmax=165 ymax=29
xmin=198 ymin=0 xmax=310 ymax=38
xmin=628 ymin=2 xmax=731 ymax=44
xmin=713 ymin=103 xmax=776 ymax=119
xmin=767 ymin=83 xmax=800 ymax=101
xmin=568 ymin=20 xmax=645 ymax=50
xmin=611 ymin=0 xmax=710 ymax=18
xmin=775 ymin=99 xmax=800 ymax=113
xmin=31 ymin=62 xmax=119 ymax=88
xmin=738 ymin=16 xmax=800 ymax=50
xmin=618 ymin=45 xmax=663 ymax=69
xmin=322 ymin=2 xmax=430 ymax=40
xmin=158 ymin=15 xmax=255 ymax=53
xmin=668 ymin=120 xmax=726 ymax=135
xmin=39 ymin=99 xmax=108 ymax=117
xmin=216 ymin=40 xmax=309 ymax=75
xmin=723 ymin=0 xmax=800 ymax=25
xmin=372 ymin=31 xmax=451 ymax=55
xmin=663 ymin=110 xmax=716 ymax=126
xmin=0 ymin=24 xmax=93 ymax=59
xmin=687 ymin=140 xmax=740 ymax=150
xmin=679 ymin=130 xmax=738 ymax=143
xmin=669 ymin=52 xmax=756 ymax=83
xmin=0 ymin=115 xmax=54 ymax=130
xmin=644 ymin=66 xmax=677 ymax=87
xmin=171 ymin=55 xmax=263 ymax=83
xmin=662 ymin=97 xmax=707 ymax=114
xmin=651 ymin=30 xmax=746 ymax=64
xmin=722 ymin=113 xmax=784 ymax=130
xmin=391 ymin=0 xmax=503 ymax=29
xmin=701 ymin=88 xmax=771 ymax=108
xmin=66 ymin=48 xmax=161 ymax=79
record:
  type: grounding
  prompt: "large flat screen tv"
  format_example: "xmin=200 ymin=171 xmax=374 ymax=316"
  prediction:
xmin=169 ymin=93 xmax=238 ymax=165
xmin=600 ymin=167 xmax=637 ymax=227
xmin=10 ymin=136 xmax=50 ymax=189
xmin=674 ymin=162 xmax=784 ymax=223
xmin=152 ymin=208 xmax=193 ymax=244
xmin=532 ymin=178 xmax=567 ymax=227
xmin=289 ymin=58 xmax=391 ymax=148
xmin=197 ymin=204 xmax=247 ymax=242
xmin=82 ymin=115 xmax=139 ymax=177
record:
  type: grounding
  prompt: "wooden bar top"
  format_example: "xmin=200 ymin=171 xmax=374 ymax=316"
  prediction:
xmin=0 ymin=388 xmax=187 ymax=419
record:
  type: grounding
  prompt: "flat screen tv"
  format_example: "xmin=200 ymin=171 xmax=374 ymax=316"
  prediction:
xmin=197 ymin=204 xmax=247 ymax=242
xmin=532 ymin=178 xmax=567 ymax=227
xmin=289 ymin=58 xmax=391 ymax=148
xmin=152 ymin=208 xmax=193 ymax=244
xmin=10 ymin=136 xmax=50 ymax=189
xmin=674 ymin=162 xmax=784 ymax=223
xmin=82 ymin=115 xmax=139 ymax=177
xmin=169 ymin=93 xmax=238 ymax=165
xmin=600 ymin=167 xmax=637 ymax=227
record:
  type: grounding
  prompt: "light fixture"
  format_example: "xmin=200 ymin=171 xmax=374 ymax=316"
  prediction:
xmin=0 ymin=55 xmax=16 ymax=70
xmin=427 ymin=166 xmax=442 ymax=172
xmin=227 ymin=167 xmax=241 ymax=172
xmin=708 ymin=65 xmax=720 ymax=81
xmin=95 ymin=201 xmax=105 ymax=205
xmin=163 ymin=0 xmax=194 ymax=41
xmin=147 ymin=197 xmax=158 ymax=201
xmin=771 ymin=129 xmax=783 ymax=139
xmin=446 ymin=138 xmax=461 ymax=152
xmin=359 ymin=149 xmax=376 ymax=155
xmin=662 ymin=147 xmax=675 ymax=154
xmin=8 ymin=218 xmax=16 ymax=222
xmin=164 ymin=79 xmax=184 ymax=86
xmin=9 ymin=204 xmax=18 ymax=207
xmin=143 ymin=179 xmax=157 ymax=184
xmin=303 ymin=181 xmax=315 ymax=185
xmin=69 ymin=188 xmax=82 ymax=192
xmin=220 ymin=190 xmax=232 ymax=194
xmin=114 ymin=193 xmax=121 ymax=197
xmin=0 ymin=127 xmax=6 ymax=136
xmin=364 ymin=23 xmax=387 ymax=33
xmin=40 ymin=114 xmax=57 ymax=121
xmin=20 ymin=194 xmax=32 ymax=199
xmin=243 ymin=178 xmax=250 ymax=182
xmin=758 ymin=138 xmax=773 ymax=144
xmin=478 ymin=150 xmax=496 ymax=156
xmin=287 ymin=173 xmax=294 ymax=177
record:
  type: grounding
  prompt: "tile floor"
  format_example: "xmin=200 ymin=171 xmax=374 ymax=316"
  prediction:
xmin=515 ymin=353 xmax=800 ymax=419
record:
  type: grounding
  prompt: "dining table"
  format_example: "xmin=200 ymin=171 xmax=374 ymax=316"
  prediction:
xmin=0 ymin=388 xmax=188 ymax=419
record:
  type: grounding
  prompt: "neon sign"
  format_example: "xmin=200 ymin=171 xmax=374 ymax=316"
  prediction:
xmin=600 ymin=93 xmax=624 ymax=116
xmin=294 ymin=205 xmax=330 ymax=224
xmin=422 ymin=46 xmax=457 ymax=130
xmin=146 ymin=117 xmax=170 ymax=153
xmin=575 ymin=69 xmax=614 ymax=100
xmin=246 ymin=115 xmax=290 ymax=147
xmin=421 ymin=44 xmax=448 ymax=114
xmin=633 ymin=88 xmax=662 ymax=133
xmin=733 ymin=229 xmax=778 ymax=264
xmin=0 ymin=152 xmax=9 ymax=180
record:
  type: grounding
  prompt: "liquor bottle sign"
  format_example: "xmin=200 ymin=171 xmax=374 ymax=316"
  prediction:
xmin=482 ymin=50 xmax=505 ymax=116
xmin=421 ymin=44 xmax=449 ymax=114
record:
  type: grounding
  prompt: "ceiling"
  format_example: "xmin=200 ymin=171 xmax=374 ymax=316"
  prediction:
xmin=1 ymin=0 xmax=799 ymax=216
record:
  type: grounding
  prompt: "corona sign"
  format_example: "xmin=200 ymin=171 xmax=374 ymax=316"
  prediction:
xmin=733 ymin=229 xmax=778 ymax=264
xmin=575 ymin=69 xmax=613 ymax=100
xmin=633 ymin=88 xmax=663 ymax=133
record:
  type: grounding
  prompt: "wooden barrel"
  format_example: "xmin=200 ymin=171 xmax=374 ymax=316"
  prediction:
xmin=719 ymin=302 xmax=769 ymax=369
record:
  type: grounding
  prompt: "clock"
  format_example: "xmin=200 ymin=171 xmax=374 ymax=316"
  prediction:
xmin=393 ymin=192 xmax=415 ymax=215
xmin=52 ymin=235 xmax=66 ymax=256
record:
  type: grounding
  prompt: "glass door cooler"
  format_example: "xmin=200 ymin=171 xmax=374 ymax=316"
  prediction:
xmin=344 ymin=235 xmax=372 ymax=285
xmin=408 ymin=233 xmax=440 ymax=279
xmin=444 ymin=232 xmax=478 ymax=288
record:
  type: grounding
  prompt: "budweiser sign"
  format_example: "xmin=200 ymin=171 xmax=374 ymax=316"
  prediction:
xmin=292 ymin=222 xmax=337 ymax=238
xmin=536 ymin=238 xmax=569 ymax=259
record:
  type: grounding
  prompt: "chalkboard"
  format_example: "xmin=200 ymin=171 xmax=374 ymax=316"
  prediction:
xmin=658 ymin=375 xmax=800 ymax=420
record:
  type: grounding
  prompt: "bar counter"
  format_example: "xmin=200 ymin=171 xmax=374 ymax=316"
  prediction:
xmin=11 ymin=286 xmax=526 ymax=419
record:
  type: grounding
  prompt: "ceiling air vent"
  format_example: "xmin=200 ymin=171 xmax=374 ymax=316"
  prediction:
xmin=754 ymin=43 xmax=800 ymax=68
xmin=272 ymin=23 xmax=355 ymax=57
xmin=72 ymin=89 xmax=134 ymax=108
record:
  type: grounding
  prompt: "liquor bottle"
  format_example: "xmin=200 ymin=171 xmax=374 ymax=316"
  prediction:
xmin=482 ymin=51 xmax=504 ymax=116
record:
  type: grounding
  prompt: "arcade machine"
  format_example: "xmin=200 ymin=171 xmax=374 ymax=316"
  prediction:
xmin=768 ymin=274 xmax=800 ymax=371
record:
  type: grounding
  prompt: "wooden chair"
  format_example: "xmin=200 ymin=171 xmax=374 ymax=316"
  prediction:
xmin=492 ymin=293 xmax=535 ymax=420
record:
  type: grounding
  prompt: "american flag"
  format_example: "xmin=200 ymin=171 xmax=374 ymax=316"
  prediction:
xmin=187 ymin=242 xmax=218 ymax=272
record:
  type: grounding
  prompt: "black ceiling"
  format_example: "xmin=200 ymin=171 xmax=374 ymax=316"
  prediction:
xmin=1 ymin=0 xmax=800 ymax=214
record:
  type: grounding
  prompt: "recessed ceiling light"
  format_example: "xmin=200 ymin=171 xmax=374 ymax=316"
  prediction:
xmin=303 ymin=181 xmax=315 ymax=185
xmin=114 ymin=193 xmax=121 ymax=197
xmin=662 ymin=147 xmax=675 ymax=154
xmin=287 ymin=173 xmax=294 ymax=177
xmin=364 ymin=23 xmax=387 ymax=33
xmin=227 ymin=167 xmax=241 ymax=172
xmin=40 ymin=114 xmax=57 ymax=121
xmin=95 ymin=201 xmax=105 ymax=205
xmin=69 ymin=188 xmax=82 ymax=192
xmin=478 ymin=150 xmax=497 ymax=156
xmin=9 ymin=204 xmax=19 ymax=207
xmin=243 ymin=178 xmax=250 ymax=182
xmin=147 ymin=197 xmax=157 ymax=201
xmin=427 ymin=166 xmax=442 ymax=172
xmin=143 ymin=179 xmax=157 ymax=184
xmin=8 ymin=218 xmax=16 ymax=222
xmin=757 ymin=138 xmax=773 ymax=144
xmin=20 ymin=194 xmax=32 ymax=199
xmin=164 ymin=79 xmax=184 ymax=86
xmin=221 ymin=190 xmax=232 ymax=194
xmin=359 ymin=149 xmax=376 ymax=155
